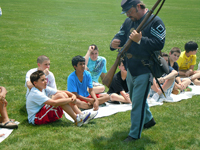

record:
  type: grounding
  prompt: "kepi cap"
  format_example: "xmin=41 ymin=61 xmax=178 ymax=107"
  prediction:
xmin=121 ymin=0 xmax=141 ymax=14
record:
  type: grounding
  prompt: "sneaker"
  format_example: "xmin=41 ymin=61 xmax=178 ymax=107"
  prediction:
xmin=75 ymin=112 xmax=90 ymax=127
xmin=107 ymin=100 xmax=121 ymax=104
xmin=123 ymin=136 xmax=137 ymax=142
xmin=172 ymin=89 xmax=181 ymax=95
xmin=184 ymin=86 xmax=192 ymax=92
xmin=151 ymin=93 xmax=160 ymax=102
xmin=84 ymin=111 xmax=98 ymax=124
xmin=99 ymin=103 xmax=107 ymax=107
xmin=143 ymin=118 xmax=156 ymax=129
xmin=164 ymin=95 xmax=173 ymax=101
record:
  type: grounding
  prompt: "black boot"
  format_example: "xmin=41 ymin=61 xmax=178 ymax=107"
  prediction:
xmin=143 ymin=118 xmax=156 ymax=129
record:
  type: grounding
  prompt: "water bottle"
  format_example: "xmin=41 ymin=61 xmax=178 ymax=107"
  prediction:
xmin=0 ymin=7 xmax=2 ymax=16
xmin=198 ymin=62 xmax=200 ymax=70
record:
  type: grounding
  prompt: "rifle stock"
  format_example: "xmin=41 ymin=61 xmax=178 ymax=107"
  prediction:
xmin=102 ymin=54 xmax=121 ymax=87
xmin=102 ymin=0 xmax=163 ymax=88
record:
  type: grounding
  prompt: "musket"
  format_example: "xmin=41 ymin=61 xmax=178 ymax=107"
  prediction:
xmin=141 ymin=60 xmax=166 ymax=97
xmin=102 ymin=0 xmax=165 ymax=88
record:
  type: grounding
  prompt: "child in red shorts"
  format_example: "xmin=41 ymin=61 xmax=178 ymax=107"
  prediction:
xmin=26 ymin=70 xmax=92 ymax=127
xmin=67 ymin=55 xmax=110 ymax=111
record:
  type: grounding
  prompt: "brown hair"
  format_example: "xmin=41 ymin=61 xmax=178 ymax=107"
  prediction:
xmin=30 ymin=70 xmax=45 ymax=86
xmin=170 ymin=47 xmax=181 ymax=54
xmin=89 ymin=44 xmax=98 ymax=51
xmin=37 ymin=55 xmax=49 ymax=64
xmin=161 ymin=52 xmax=168 ymax=57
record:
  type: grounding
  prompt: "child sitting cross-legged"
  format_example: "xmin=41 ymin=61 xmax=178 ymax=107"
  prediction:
xmin=25 ymin=55 xmax=57 ymax=99
xmin=26 ymin=70 xmax=94 ymax=126
xmin=177 ymin=41 xmax=200 ymax=85
xmin=107 ymin=58 xmax=131 ymax=104
xmin=84 ymin=44 xmax=107 ymax=94
xmin=168 ymin=47 xmax=192 ymax=94
xmin=149 ymin=53 xmax=178 ymax=102
xmin=67 ymin=55 xmax=110 ymax=111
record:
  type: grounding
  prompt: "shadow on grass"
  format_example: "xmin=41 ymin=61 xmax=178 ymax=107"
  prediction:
xmin=19 ymin=104 xmax=27 ymax=116
xmin=92 ymin=130 xmax=157 ymax=149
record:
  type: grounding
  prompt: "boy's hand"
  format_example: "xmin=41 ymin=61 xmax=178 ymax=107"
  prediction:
xmin=71 ymin=98 xmax=76 ymax=104
xmin=158 ymin=77 xmax=165 ymax=84
xmin=43 ymin=68 xmax=50 ymax=76
xmin=0 ymin=96 xmax=4 ymax=101
xmin=126 ymin=93 xmax=130 ymax=98
xmin=177 ymin=83 xmax=185 ymax=91
xmin=0 ymin=99 xmax=7 ymax=107
xmin=71 ymin=94 xmax=76 ymax=101
xmin=0 ymin=94 xmax=5 ymax=101
xmin=185 ymin=69 xmax=193 ymax=77
xmin=93 ymin=99 xmax=99 ymax=111
xmin=88 ymin=45 xmax=95 ymax=51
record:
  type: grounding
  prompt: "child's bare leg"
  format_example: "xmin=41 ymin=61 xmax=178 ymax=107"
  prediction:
xmin=93 ymin=86 xmax=105 ymax=94
xmin=52 ymin=92 xmax=69 ymax=99
xmin=162 ymin=79 xmax=174 ymax=90
xmin=110 ymin=93 xmax=131 ymax=103
xmin=151 ymin=79 xmax=160 ymax=93
xmin=60 ymin=104 xmax=77 ymax=121
xmin=98 ymin=94 xmax=110 ymax=104
xmin=190 ymin=72 xmax=200 ymax=80
xmin=0 ymin=102 xmax=10 ymax=123
xmin=173 ymin=84 xmax=178 ymax=90
xmin=69 ymin=103 xmax=82 ymax=114
xmin=52 ymin=92 xmax=78 ymax=121
xmin=75 ymin=99 xmax=93 ymax=110
xmin=158 ymin=79 xmax=174 ymax=95
xmin=182 ymin=78 xmax=191 ymax=88
xmin=193 ymin=79 xmax=200 ymax=85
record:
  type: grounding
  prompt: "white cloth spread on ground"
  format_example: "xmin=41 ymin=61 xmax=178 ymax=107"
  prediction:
xmin=0 ymin=121 xmax=20 ymax=143
xmin=64 ymin=85 xmax=200 ymax=122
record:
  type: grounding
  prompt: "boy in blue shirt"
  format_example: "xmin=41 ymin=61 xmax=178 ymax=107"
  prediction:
xmin=67 ymin=55 xmax=110 ymax=111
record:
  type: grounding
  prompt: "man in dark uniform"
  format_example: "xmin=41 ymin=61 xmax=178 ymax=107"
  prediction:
xmin=110 ymin=0 xmax=166 ymax=142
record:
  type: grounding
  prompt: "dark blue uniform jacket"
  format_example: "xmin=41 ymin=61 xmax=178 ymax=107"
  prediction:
xmin=110 ymin=11 xmax=166 ymax=76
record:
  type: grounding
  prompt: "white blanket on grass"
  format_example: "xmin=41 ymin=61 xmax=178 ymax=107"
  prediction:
xmin=0 ymin=121 xmax=20 ymax=143
xmin=64 ymin=85 xmax=200 ymax=122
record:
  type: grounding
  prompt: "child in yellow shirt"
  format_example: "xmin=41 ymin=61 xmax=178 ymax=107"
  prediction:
xmin=177 ymin=41 xmax=200 ymax=85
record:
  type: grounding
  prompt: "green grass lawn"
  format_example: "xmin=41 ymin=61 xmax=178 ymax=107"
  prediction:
xmin=0 ymin=0 xmax=200 ymax=149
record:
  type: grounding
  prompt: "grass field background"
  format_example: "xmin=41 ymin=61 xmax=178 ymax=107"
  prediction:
xmin=0 ymin=0 xmax=200 ymax=149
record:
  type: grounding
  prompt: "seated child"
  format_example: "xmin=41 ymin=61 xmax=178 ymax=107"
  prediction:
xmin=0 ymin=86 xmax=18 ymax=129
xmin=177 ymin=41 xmax=200 ymax=85
xmin=84 ymin=44 xmax=107 ymax=94
xmin=25 ymin=55 xmax=57 ymax=98
xmin=168 ymin=47 xmax=191 ymax=94
xmin=149 ymin=53 xmax=178 ymax=102
xmin=26 ymin=70 xmax=94 ymax=126
xmin=107 ymin=59 xmax=131 ymax=104
xmin=67 ymin=55 xmax=110 ymax=111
